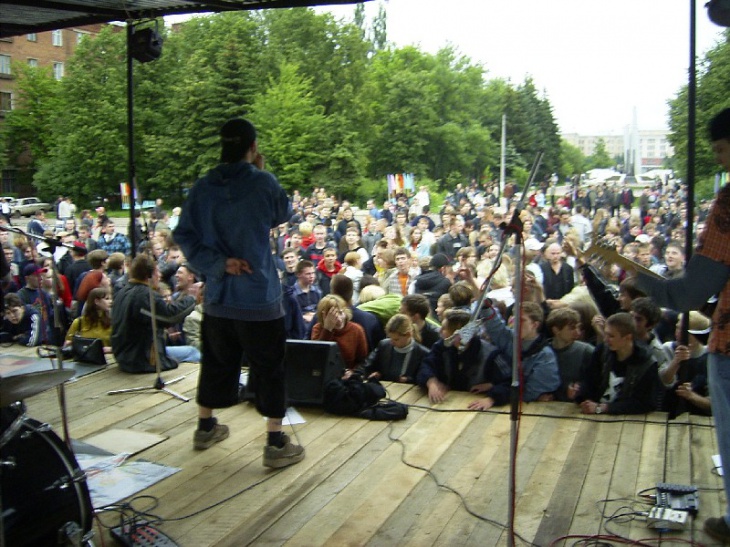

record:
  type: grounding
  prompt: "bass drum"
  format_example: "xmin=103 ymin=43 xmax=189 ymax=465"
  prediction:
xmin=1 ymin=416 xmax=94 ymax=546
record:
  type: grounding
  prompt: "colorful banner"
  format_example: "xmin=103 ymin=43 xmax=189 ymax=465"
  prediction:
xmin=386 ymin=173 xmax=415 ymax=197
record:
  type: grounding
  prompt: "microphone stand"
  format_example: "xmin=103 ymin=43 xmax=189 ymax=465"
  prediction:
xmin=107 ymin=279 xmax=189 ymax=402
xmin=459 ymin=152 xmax=543 ymax=547
xmin=1 ymin=225 xmax=74 ymax=447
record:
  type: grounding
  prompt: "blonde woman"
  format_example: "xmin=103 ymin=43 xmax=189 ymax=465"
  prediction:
xmin=363 ymin=314 xmax=428 ymax=383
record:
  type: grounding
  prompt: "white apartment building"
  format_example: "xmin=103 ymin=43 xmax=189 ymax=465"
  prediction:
xmin=562 ymin=129 xmax=674 ymax=172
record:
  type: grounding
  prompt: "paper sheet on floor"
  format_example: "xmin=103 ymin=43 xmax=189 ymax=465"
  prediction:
xmin=76 ymin=453 xmax=180 ymax=509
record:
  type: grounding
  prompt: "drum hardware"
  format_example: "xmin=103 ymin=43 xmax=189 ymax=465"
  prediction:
xmin=1 ymin=416 xmax=94 ymax=546
xmin=0 ymin=370 xmax=75 ymax=407
xmin=46 ymin=469 xmax=88 ymax=492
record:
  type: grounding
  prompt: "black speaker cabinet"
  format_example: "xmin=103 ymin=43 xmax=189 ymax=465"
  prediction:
xmin=285 ymin=340 xmax=344 ymax=405
xmin=131 ymin=27 xmax=163 ymax=63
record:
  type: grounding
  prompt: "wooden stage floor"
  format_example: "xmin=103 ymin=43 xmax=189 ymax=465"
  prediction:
xmin=5 ymin=354 xmax=726 ymax=547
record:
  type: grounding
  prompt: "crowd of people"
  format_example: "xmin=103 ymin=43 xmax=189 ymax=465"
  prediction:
xmin=0 ymin=137 xmax=718 ymax=423
xmin=0 ymin=111 xmax=728 ymax=526
xmin=0 ymin=197 xmax=200 ymax=374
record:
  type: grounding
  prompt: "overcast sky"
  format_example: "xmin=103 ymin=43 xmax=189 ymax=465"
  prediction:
xmin=317 ymin=0 xmax=725 ymax=136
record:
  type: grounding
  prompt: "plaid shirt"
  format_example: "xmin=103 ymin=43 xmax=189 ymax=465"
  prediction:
xmin=696 ymin=184 xmax=730 ymax=354
xmin=97 ymin=232 xmax=131 ymax=256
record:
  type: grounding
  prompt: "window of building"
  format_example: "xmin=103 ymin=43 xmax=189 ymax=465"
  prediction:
xmin=0 ymin=92 xmax=12 ymax=114
xmin=76 ymin=31 xmax=87 ymax=44
xmin=27 ymin=33 xmax=37 ymax=42
xmin=27 ymin=58 xmax=38 ymax=68
xmin=53 ymin=62 xmax=64 ymax=80
xmin=52 ymin=30 xmax=63 ymax=47
xmin=0 ymin=55 xmax=10 ymax=76
xmin=1 ymin=169 xmax=18 ymax=194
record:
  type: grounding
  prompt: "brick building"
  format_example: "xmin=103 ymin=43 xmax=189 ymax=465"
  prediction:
xmin=0 ymin=25 xmax=103 ymax=194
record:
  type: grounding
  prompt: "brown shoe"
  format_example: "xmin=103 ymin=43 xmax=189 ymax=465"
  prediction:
xmin=263 ymin=438 xmax=305 ymax=468
xmin=704 ymin=517 xmax=730 ymax=543
xmin=193 ymin=423 xmax=229 ymax=450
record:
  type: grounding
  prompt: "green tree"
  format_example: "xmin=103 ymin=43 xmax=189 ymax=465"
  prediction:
xmin=1 ymin=63 xmax=62 ymax=175
xmin=560 ymin=139 xmax=586 ymax=179
xmin=248 ymin=62 xmax=328 ymax=192
xmin=35 ymin=25 xmax=128 ymax=203
xmin=586 ymin=138 xmax=613 ymax=169
xmin=668 ymin=29 xmax=729 ymax=198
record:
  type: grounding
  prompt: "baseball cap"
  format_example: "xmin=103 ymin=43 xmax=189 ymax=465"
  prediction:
xmin=23 ymin=263 xmax=47 ymax=277
xmin=72 ymin=241 xmax=88 ymax=254
xmin=430 ymin=253 xmax=450 ymax=269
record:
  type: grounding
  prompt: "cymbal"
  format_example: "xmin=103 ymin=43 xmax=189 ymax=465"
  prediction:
xmin=0 ymin=370 xmax=75 ymax=406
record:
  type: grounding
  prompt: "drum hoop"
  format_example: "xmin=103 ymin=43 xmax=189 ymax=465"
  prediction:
xmin=0 ymin=413 xmax=26 ymax=450
xmin=25 ymin=418 xmax=94 ymax=532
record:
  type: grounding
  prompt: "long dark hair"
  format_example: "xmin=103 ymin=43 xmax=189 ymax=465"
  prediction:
xmin=83 ymin=287 xmax=111 ymax=330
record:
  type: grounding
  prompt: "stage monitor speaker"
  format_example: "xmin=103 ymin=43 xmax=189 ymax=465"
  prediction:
xmin=131 ymin=27 xmax=163 ymax=63
xmin=285 ymin=340 xmax=344 ymax=406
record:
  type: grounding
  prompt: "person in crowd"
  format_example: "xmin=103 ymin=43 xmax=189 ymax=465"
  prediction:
xmin=293 ymin=259 xmax=321 ymax=326
xmin=399 ymin=293 xmax=440 ymax=349
xmin=540 ymin=240 xmax=575 ymax=302
xmin=382 ymin=247 xmax=416 ymax=296
xmin=650 ymin=240 xmax=685 ymax=279
xmin=659 ymin=312 xmax=711 ymax=419
xmin=1 ymin=292 xmax=42 ymax=346
xmin=436 ymin=217 xmax=469 ymax=261
xmin=413 ymin=253 xmax=453 ymax=316
xmin=27 ymin=210 xmax=49 ymax=236
xmin=629 ymin=297 xmax=671 ymax=373
xmin=311 ymin=294 xmax=368 ymax=370
xmin=301 ymin=223 xmax=330 ymax=266
xmin=417 ymin=308 xmax=493 ymax=403
xmin=327 ymin=274 xmax=383 ymax=352
xmin=64 ymin=241 xmax=91 ymax=296
xmin=334 ymin=208 xmax=361 ymax=247
xmin=362 ymin=313 xmax=429 ymax=383
xmin=17 ymin=262 xmax=55 ymax=344
xmin=97 ymin=219 xmax=132 ymax=256
xmin=468 ymin=301 xmax=561 ymax=411
xmin=575 ymin=312 xmax=659 ymax=415
xmin=338 ymin=226 xmax=369 ymax=264
xmin=112 ymin=253 xmax=195 ymax=374
xmin=341 ymin=251 xmax=364 ymax=305
xmin=435 ymin=293 xmax=454 ymax=323
xmin=279 ymin=247 xmax=300 ymax=287
xmin=106 ymin=252 xmax=126 ymax=288
xmin=316 ymin=246 xmax=342 ymax=296
xmin=75 ymin=269 xmax=111 ymax=316
xmin=546 ymin=308 xmax=594 ymax=402
xmin=64 ymin=287 xmax=113 ymax=355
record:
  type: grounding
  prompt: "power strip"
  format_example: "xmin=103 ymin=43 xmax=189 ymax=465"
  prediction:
xmin=646 ymin=506 xmax=689 ymax=531
xmin=110 ymin=521 xmax=179 ymax=547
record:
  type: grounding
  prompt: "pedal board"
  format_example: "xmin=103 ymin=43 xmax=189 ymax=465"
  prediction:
xmin=656 ymin=482 xmax=699 ymax=515
xmin=647 ymin=506 xmax=689 ymax=531
xmin=110 ymin=521 xmax=179 ymax=547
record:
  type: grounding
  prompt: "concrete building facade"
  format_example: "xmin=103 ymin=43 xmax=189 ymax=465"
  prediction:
xmin=562 ymin=129 xmax=674 ymax=172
